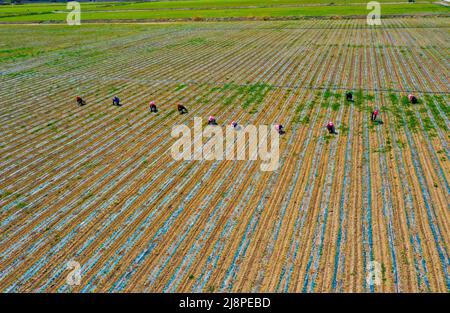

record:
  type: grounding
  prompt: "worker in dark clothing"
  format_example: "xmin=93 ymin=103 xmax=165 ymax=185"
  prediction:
xmin=177 ymin=104 xmax=188 ymax=114
xmin=408 ymin=93 xmax=418 ymax=104
xmin=346 ymin=91 xmax=353 ymax=101
xmin=327 ymin=121 xmax=337 ymax=134
xmin=76 ymin=96 xmax=86 ymax=106
xmin=208 ymin=116 xmax=218 ymax=125
xmin=149 ymin=101 xmax=157 ymax=112
xmin=112 ymin=96 xmax=121 ymax=106
xmin=371 ymin=108 xmax=379 ymax=121
xmin=275 ymin=124 xmax=285 ymax=134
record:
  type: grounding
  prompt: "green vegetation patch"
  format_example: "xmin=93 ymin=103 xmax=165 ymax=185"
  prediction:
xmin=0 ymin=2 xmax=448 ymax=23
xmin=210 ymin=82 xmax=273 ymax=111
xmin=424 ymin=95 xmax=448 ymax=132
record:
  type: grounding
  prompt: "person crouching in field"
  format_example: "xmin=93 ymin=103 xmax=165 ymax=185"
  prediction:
xmin=275 ymin=124 xmax=284 ymax=134
xmin=178 ymin=104 xmax=188 ymax=114
xmin=346 ymin=91 xmax=353 ymax=101
xmin=208 ymin=116 xmax=217 ymax=125
xmin=371 ymin=108 xmax=379 ymax=121
xmin=408 ymin=93 xmax=418 ymax=104
xmin=327 ymin=121 xmax=337 ymax=134
xmin=149 ymin=101 xmax=157 ymax=112
xmin=112 ymin=96 xmax=121 ymax=106
xmin=76 ymin=96 xmax=86 ymax=106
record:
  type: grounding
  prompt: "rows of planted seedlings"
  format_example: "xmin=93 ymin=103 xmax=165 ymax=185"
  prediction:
xmin=4 ymin=80 xmax=238 ymax=291
xmin=0 ymin=26 xmax=183 ymax=127
xmin=368 ymin=35 xmax=401 ymax=292
xmin=106 ymin=27 xmax=312 ymax=292
xmin=236 ymin=26 xmax=347 ymax=292
xmin=0 ymin=29 xmax=199 ymax=188
xmin=0 ymin=25 xmax=284 ymax=290
xmin=147 ymin=89 xmax=288 ymax=292
xmin=397 ymin=49 xmax=450 ymax=192
xmin=387 ymin=27 xmax=450 ymax=224
xmin=0 ymin=24 xmax=261 ymax=155
xmin=384 ymin=94 xmax=446 ymax=291
xmin=218 ymin=29 xmax=345 ymax=292
xmin=384 ymin=101 xmax=432 ymax=291
xmin=157 ymin=28 xmax=330 ymax=291
xmin=167 ymin=24 xmax=336 ymax=292
xmin=0 ymin=26 xmax=244 ymax=172
xmin=255 ymin=44 xmax=347 ymax=292
xmin=0 ymin=25 xmax=270 ymax=222
xmin=229 ymin=29 xmax=348 ymax=290
xmin=92 ymin=28 xmax=308 ymax=292
xmin=329 ymin=26 xmax=365 ymax=292
xmin=271 ymin=26 xmax=350 ymax=292
xmin=0 ymin=75 xmax=210 ymax=236
xmin=0 ymin=32 xmax=255 ymax=193
xmin=1 ymin=18 xmax=448 ymax=292
xmin=189 ymin=94 xmax=320 ymax=292
xmin=380 ymin=30 xmax=449 ymax=291
xmin=67 ymin=80 xmax=274 ymax=290
xmin=23 ymin=25 xmax=298 ymax=292
xmin=300 ymin=35 xmax=355 ymax=293
xmin=360 ymin=36 xmax=375 ymax=293
xmin=158 ymin=31 xmax=326 ymax=292
xmin=2 ymin=74 xmax=254 ymax=291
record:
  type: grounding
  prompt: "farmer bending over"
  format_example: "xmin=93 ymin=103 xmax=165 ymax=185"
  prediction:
xmin=327 ymin=121 xmax=337 ymax=134
xmin=150 ymin=101 xmax=157 ymax=112
xmin=177 ymin=104 xmax=188 ymax=114
xmin=76 ymin=96 xmax=86 ymax=106
xmin=112 ymin=96 xmax=121 ymax=106
xmin=208 ymin=116 xmax=217 ymax=125
xmin=371 ymin=108 xmax=379 ymax=121
xmin=275 ymin=124 xmax=285 ymax=134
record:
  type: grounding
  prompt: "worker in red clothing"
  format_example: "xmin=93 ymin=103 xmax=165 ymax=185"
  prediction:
xmin=275 ymin=124 xmax=284 ymax=134
xmin=208 ymin=115 xmax=218 ymax=125
xmin=326 ymin=121 xmax=337 ymax=134
xmin=371 ymin=108 xmax=379 ymax=121
xmin=408 ymin=93 xmax=418 ymax=104
xmin=76 ymin=96 xmax=85 ymax=106
xmin=149 ymin=101 xmax=157 ymax=112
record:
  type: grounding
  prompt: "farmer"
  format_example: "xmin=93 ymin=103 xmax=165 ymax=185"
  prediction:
xmin=208 ymin=116 xmax=217 ymax=125
xmin=275 ymin=124 xmax=284 ymax=134
xmin=408 ymin=93 xmax=418 ymax=104
xmin=346 ymin=91 xmax=353 ymax=101
xmin=76 ymin=96 xmax=85 ymax=106
xmin=149 ymin=101 xmax=157 ymax=112
xmin=177 ymin=104 xmax=188 ymax=114
xmin=112 ymin=96 xmax=121 ymax=106
xmin=327 ymin=121 xmax=337 ymax=134
xmin=371 ymin=108 xmax=379 ymax=121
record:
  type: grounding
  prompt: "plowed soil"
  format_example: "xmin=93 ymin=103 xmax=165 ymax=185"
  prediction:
xmin=0 ymin=17 xmax=449 ymax=292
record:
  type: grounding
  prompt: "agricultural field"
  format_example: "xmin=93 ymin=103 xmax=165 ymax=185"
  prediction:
xmin=0 ymin=15 xmax=449 ymax=293
xmin=0 ymin=0 xmax=449 ymax=22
